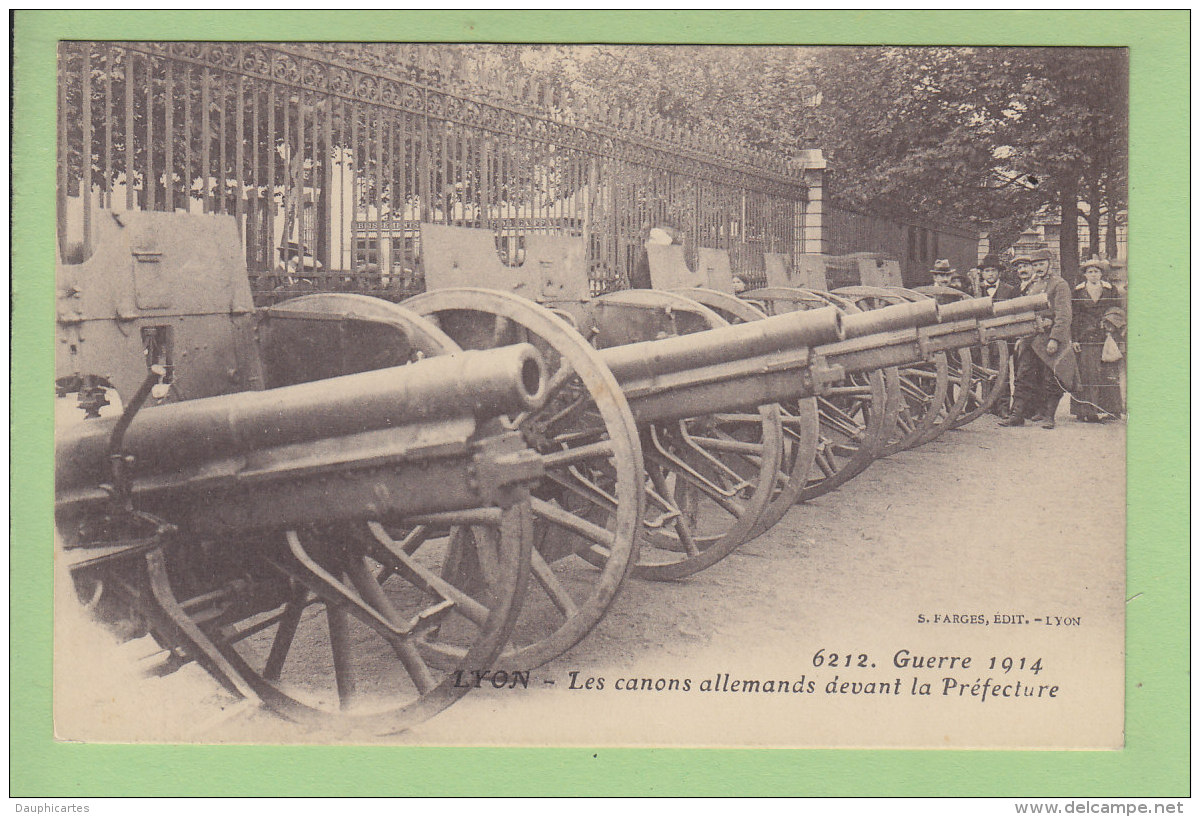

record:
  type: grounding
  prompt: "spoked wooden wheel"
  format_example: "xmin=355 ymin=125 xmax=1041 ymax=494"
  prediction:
xmin=403 ymin=288 xmax=644 ymax=669
xmin=899 ymin=286 xmax=972 ymax=440
xmin=832 ymin=286 xmax=950 ymax=455
xmin=634 ymin=405 xmax=784 ymax=578
xmin=743 ymin=287 xmax=896 ymax=500
xmin=591 ymin=289 xmax=784 ymax=580
xmin=918 ymin=347 xmax=974 ymax=443
xmin=207 ymin=506 xmax=532 ymax=733
xmin=191 ymin=295 xmax=533 ymax=733
xmin=950 ymin=339 xmax=1011 ymax=427
xmin=665 ymin=287 xmax=818 ymax=537
xmin=906 ymin=286 xmax=1011 ymax=429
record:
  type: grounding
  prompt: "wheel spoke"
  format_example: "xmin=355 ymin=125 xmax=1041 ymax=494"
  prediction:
xmin=544 ymin=469 xmax=619 ymax=514
xmin=345 ymin=556 xmax=437 ymax=695
xmin=368 ymin=528 xmax=492 ymax=626
xmin=710 ymin=412 xmax=763 ymax=424
xmin=647 ymin=451 xmax=747 ymax=518
xmin=263 ymin=585 xmax=310 ymax=682
xmin=537 ymin=391 xmax=589 ymax=433
xmin=530 ymin=497 xmax=616 ymax=556
xmin=530 ymin=547 xmax=580 ymax=618
xmin=813 ymin=447 xmax=836 ymax=477
xmin=647 ymin=467 xmax=701 ymax=557
xmin=326 ymin=603 xmax=358 ymax=711
xmin=685 ymin=435 xmax=765 ymax=457
xmin=541 ymin=439 xmax=615 ymax=469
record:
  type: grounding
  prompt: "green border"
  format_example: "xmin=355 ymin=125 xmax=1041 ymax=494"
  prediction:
xmin=12 ymin=10 xmax=1188 ymax=796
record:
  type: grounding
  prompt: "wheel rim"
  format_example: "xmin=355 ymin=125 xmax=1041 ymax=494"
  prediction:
xmin=743 ymin=287 xmax=895 ymax=499
xmin=594 ymin=288 xmax=783 ymax=580
xmin=831 ymin=287 xmax=951 ymax=454
xmin=403 ymin=288 xmax=644 ymax=668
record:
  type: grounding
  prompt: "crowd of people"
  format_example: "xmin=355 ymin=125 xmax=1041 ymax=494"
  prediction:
xmin=932 ymin=251 xmax=1126 ymax=428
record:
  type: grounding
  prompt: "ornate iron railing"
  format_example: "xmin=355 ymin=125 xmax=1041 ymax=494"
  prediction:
xmin=57 ymin=41 xmax=809 ymax=301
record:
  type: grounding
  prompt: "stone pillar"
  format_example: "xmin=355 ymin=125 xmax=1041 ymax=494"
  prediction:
xmin=977 ymin=234 xmax=991 ymax=264
xmin=793 ymin=149 xmax=826 ymax=257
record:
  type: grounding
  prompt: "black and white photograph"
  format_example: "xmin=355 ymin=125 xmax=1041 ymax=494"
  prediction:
xmin=52 ymin=41 xmax=1128 ymax=748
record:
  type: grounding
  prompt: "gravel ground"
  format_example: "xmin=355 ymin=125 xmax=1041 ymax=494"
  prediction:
xmin=55 ymin=406 xmax=1126 ymax=749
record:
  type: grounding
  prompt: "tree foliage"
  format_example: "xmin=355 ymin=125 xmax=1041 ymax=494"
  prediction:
xmin=497 ymin=44 xmax=1127 ymax=270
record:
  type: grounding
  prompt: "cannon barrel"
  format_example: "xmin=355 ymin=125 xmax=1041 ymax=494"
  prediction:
xmin=991 ymin=292 xmax=1051 ymax=318
xmin=818 ymin=300 xmax=1051 ymax=377
xmin=57 ymin=343 xmax=545 ymax=496
xmin=935 ymin=295 xmax=1001 ymax=324
xmin=608 ymin=296 xmax=1050 ymax=424
xmin=599 ymin=304 xmax=844 ymax=385
xmin=597 ymin=305 xmax=842 ymax=422
xmin=840 ymin=299 xmax=940 ymax=339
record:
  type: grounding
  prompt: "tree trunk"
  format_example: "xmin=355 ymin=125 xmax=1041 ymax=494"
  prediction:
xmin=1057 ymin=176 xmax=1080 ymax=286
xmin=1103 ymin=188 xmax=1119 ymax=260
xmin=1085 ymin=178 xmax=1102 ymax=260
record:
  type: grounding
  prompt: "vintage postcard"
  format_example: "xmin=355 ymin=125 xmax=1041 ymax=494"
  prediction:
xmin=15 ymin=10 xmax=1187 ymax=798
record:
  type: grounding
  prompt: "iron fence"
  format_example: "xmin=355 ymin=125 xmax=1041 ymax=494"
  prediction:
xmin=57 ymin=41 xmax=809 ymax=301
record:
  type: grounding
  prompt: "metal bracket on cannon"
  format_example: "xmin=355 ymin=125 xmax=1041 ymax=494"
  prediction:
xmin=807 ymin=354 xmax=847 ymax=397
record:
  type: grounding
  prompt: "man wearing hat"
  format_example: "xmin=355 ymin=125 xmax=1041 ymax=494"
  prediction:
xmin=979 ymin=254 xmax=1018 ymax=301
xmin=929 ymin=258 xmax=957 ymax=288
xmin=1001 ymin=248 xmax=1076 ymax=429
xmin=1011 ymin=252 xmax=1038 ymax=297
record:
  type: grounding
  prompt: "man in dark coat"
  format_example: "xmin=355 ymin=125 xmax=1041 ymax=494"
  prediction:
xmin=979 ymin=254 xmax=1018 ymax=301
xmin=979 ymin=254 xmax=1018 ymax=417
xmin=1001 ymin=248 xmax=1075 ymax=429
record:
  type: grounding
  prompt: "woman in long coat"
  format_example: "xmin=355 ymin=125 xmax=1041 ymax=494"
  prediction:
xmin=1070 ymin=259 xmax=1125 ymax=420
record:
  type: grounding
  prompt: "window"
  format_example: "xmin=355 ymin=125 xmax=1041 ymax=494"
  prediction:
xmin=354 ymin=237 xmax=380 ymax=270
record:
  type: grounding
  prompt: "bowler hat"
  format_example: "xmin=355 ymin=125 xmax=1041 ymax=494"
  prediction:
xmin=979 ymin=254 xmax=1002 ymax=270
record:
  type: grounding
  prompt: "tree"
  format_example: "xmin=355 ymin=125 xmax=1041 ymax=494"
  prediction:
xmin=1002 ymin=47 xmax=1127 ymax=279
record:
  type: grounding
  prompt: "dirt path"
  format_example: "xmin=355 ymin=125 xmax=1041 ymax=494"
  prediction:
xmin=56 ymin=410 xmax=1126 ymax=748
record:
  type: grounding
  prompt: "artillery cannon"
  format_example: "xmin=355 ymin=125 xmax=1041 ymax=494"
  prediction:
xmin=56 ymin=212 xmax=551 ymax=733
xmin=735 ymin=251 xmax=1012 ymax=455
xmin=830 ymin=285 xmax=970 ymax=452
xmin=407 ymin=225 xmax=1050 ymax=672
xmin=664 ymin=246 xmax=1042 ymax=487
xmin=649 ymin=245 xmax=902 ymax=504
